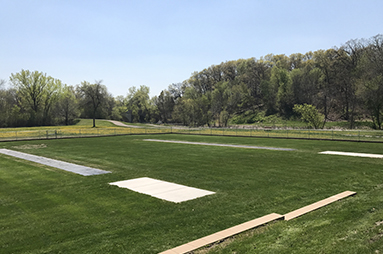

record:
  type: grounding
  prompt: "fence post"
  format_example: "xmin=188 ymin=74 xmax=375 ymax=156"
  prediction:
xmin=308 ymin=130 xmax=310 ymax=139
xmin=250 ymin=128 xmax=252 ymax=137
xmin=55 ymin=130 xmax=57 ymax=139
xmin=358 ymin=131 xmax=360 ymax=142
xmin=210 ymin=127 xmax=212 ymax=136
xmin=15 ymin=131 xmax=17 ymax=141
xmin=46 ymin=130 xmax=49 ymax=139
xmin=171 ymin=126 xmax=172 ymax=134
xmin=332 ymin=130 xmax=333 ymax=140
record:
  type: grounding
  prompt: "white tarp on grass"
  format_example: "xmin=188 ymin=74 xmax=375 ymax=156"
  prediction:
xmin=144 ymin=139 xmax=295 ymax=151
xmin=319 ymin=151 xmax=383 ymax=158
xmin=0 ymin=149 xmax=111 ymax=176
xmin=109 ymin=177 xmax=215 ymax=203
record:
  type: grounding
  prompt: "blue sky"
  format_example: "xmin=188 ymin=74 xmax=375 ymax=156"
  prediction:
xmin=1 ymin=0 xmax=382 ymax=97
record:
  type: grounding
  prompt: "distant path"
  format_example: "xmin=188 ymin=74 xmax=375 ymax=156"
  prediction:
xmin=105 ymin=120 xmax=181 ymax=129
xmin=104 ymin=120 xmax=141 ymax=128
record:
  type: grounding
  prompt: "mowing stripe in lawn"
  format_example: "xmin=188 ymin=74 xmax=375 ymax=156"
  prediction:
xmin=319 ymin=151 xmax=383 ymax=158
xmin=144 ymin=139 xmax=296 ymax=151
xmin=109 ymin=177 xmax=215 ymax=203
xmin=284 ymin=191 xmax=357 ymax=221
xmin=0 ymin=148 xmax=111 ymax=176
xmin=159 ymin=213 xmax=284 ymax=254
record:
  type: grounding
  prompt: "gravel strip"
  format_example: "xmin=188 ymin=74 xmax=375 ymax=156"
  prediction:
xmin=0 ymin=149 xmax=111 ymax=176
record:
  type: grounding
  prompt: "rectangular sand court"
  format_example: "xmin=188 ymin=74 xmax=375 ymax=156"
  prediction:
xmin=109 ymin=177 xmax=215 ymax=203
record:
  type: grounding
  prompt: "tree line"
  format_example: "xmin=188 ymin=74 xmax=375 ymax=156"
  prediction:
xmin=158 ymin=34 xmax=383 ymax=129
xmin=0 ymin=34 xmax=382 ymax=129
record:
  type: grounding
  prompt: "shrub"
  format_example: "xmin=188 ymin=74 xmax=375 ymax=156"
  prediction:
xmin=293 ymin=104 xmax=324 ymax=129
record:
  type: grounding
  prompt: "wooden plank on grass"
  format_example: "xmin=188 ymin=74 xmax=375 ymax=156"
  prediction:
xmin=284 ymin=191 xmax=356 ymax=221
xmin=159 ymin=213 xmax=284 ymax=254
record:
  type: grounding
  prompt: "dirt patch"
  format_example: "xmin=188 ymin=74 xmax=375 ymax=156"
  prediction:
xmin=11 ymin=144 xmax=47 ymax=150
xmin=370 ymin=232 xmax=383 ymax=243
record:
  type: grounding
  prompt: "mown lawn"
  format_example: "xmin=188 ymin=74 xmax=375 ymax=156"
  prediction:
xmin=1 ymin=134 xmax=382 ymax=253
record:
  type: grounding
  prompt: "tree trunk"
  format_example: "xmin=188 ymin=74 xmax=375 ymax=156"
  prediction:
xmin=93 ymin=113 xmax=96 ymax=128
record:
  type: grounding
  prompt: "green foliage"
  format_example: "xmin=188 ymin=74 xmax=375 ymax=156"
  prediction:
xmin=230 ymin=110 xmax=262 ymax=124
xmin=56 ymin=85 xmax=79 ymax=125
xmin=260 ymin=79 xmax=278 ymax=115
xmin=77 ymin=80 xmax=109 ymax=127
xmin=153 ymin=90 xmax=175 ymax=123
xmin=359 ymin=35 xmax=383 ymax=129
xmin=172 ymin=87 xmax=212 ymax=126
xmin=8 ymin=105 xmax=29 ymax=127
xmin=126 ymin=85 xmax=152 ymax=123
xmin=9 ymin=69 xmax=63 ymax=126
xmin=230 ymin=111 xmax=293 ymax=127
xmin=272 ymin=67 xmax=294 ymax=117
xmin=365 ymin=77 xmax=383 ymax=130
xmin=219 ymin=110 xmax=229 ymax=127
xmin=293 ymin=103 xmax=325 ymax=129
xmin=110 ymin=95 xmax=127 ymax=121
xmin=211 ymin=81 xmax=229 ymax=126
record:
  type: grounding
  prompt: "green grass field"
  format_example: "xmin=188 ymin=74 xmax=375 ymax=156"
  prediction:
xmin=1 ymin=134 xmax=383 ymax=253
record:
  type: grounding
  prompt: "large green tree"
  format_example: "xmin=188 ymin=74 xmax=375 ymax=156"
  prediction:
xmin=126 ymin=85 xmax=151 ymax=123
xmin=0 ymin=81 xmax=16 ymax=127
xmin=360 ymin=35 xmax=383 ymax=129
xmin=10 ymin=70 xmax=62 ymax=126
xmin=334 ymin=39 xmax=366 ymax=128
xmin=77 ymin=80 xmax=108 ymax=127
xmin=111 ymin=95 xmax=128 ymax=121
xmin=57 ymin=85 xmax=79 ymax=125
xmin=314 ymin=49 xmax=338 ymax=121
xmin=154 ymin=90 xmax=175 ymax=123
xmin=271 ymin=67 xmax=294 ymax=117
